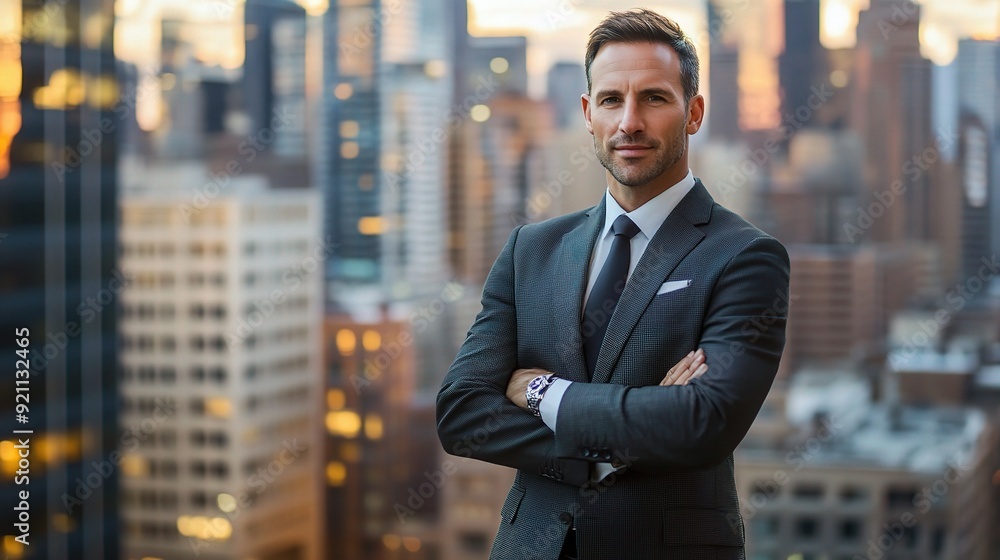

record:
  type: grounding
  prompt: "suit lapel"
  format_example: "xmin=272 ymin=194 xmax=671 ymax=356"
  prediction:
xmin=590 ymin=181 xmax=714 ymax=385
xmin=553 ymin=198 xmax=605 ymax=383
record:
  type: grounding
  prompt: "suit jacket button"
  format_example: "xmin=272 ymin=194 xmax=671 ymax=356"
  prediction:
xmin=601 ymin=448 xmax=612 ymax=460
xmin=580 ymin=446 xmax=589 ymax=457
xmin=559 ymin=512 xmax=572 ymax=525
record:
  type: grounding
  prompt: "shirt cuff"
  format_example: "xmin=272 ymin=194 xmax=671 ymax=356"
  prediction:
xmin=538 ymin=378 xmax=571 ymax=432
xmin=592 ymin=461 xmax=618 ymax=483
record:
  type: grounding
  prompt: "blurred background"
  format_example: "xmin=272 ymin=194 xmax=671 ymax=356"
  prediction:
xmin=0 ymin=0 xmax=999 ymax=558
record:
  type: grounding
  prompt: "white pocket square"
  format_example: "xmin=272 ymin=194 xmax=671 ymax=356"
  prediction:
xmin=656 ymin=279 xmax=691 ymax=295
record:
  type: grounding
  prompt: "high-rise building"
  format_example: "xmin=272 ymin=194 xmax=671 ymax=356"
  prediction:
xmin=0 ymin=1 xmax=120 ymax=558
xmin=784 ymin=244 xmax=938 ymax=372
xmin=778 ymin=0 xmax=826 ymax=122
xmin=761 ymin=129 xmax=864 ymax=244
xmin=466 ymin=36 xmax=528 ymax=98
xmin=321 ymin=0 xmax=457 ymax=299
xmin=244 ymin=0 xmax=309 ymax=161
xmin=784 ymin=246 xmax=880 ymax=371
xmin=546 ymin=62 xmax=586 ymax=131
xmin=321 ymin=1 xmax=383 ymax=288
xmin=118 ymin=166 xmax=324 ymax=559
xmin=380 ymin=58 xmax=453 ymax=300
xmin=707 ymin=37 xmax=741 ymax=141
xmin=323 ymin=312 xmax=439 ymax=559
xmin=449 ymin=94 xmax=555 ymax=285
xmin=955 ymin=39 xmax=1000 ymax=285
xmin=721 ymin=0 xmax=784 ymax=132
xmin=852 ymin=0 xmax=934 ymax=243
xmin=151 ymin=18 xmax=243 ymax=161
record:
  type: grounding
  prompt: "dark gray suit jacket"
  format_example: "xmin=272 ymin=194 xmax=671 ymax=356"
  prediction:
xmin=437 ymin=180 xmax=790 ymax=560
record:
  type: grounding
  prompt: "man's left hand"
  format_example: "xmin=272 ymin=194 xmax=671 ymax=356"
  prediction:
xmin=506 ymin=368 xmax=551 ymax=409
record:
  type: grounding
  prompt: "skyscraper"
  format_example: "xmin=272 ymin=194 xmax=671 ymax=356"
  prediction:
xmin=466 ymin=36 xmax=528 ymax=98
xmin=321 ymin=1 xmax=384 ymax=288
xmin=323 ymin=313 xmax=430 ymax=559
xmin=118 ymin=167 xmax=324 ymax=559
xmin=778 ymin=0 xmax=826 ymax=122
xmin=244 ymin=0 xmax=309 ymax=160
xmin=706 ymin=0 xmax=741 ymax=144
xmin=852 ymin=0 xmax=934 ymax=243
xmin=321 ymin=0 xmax=457 ymax=300
xmin=545 ymin=62 xmax=586 ymax=131
xmin=0 ymin=1 xmax=120 ymax=558
xmin=955 ymin=39 xmax=1000 ymax=285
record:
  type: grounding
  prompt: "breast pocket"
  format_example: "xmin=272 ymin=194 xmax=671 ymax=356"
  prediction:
xmin=655 ymin=279 xmax=691 ymax=297
xmin=619 ymin=287 xmax=702 ymax=386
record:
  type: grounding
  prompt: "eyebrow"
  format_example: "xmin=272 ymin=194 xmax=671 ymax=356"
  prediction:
xmin=594 ymin=87 xmax=677 ymax=99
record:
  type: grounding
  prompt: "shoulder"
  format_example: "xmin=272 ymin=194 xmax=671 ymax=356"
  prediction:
xmin=513 ymin=205 xmax=596 ymax=243
xmin=702 ymin=196 xmax=788 ymax=266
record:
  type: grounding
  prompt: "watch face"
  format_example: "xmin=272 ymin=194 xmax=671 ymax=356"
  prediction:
xmin=527 ymin=376 xmax=546 ymax=391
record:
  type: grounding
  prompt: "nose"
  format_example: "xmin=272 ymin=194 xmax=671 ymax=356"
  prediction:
xmin=618 ymin=98 xmax=644 ymax=137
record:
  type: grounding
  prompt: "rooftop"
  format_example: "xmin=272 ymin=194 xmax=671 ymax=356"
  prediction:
xmin=740 ymin=369 xmax=987 ymax=474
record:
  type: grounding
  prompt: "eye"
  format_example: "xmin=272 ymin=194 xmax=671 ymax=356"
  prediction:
xmin=646 ymin=95 xmax=666 ymax=103
xmin=600 ymin=96 xmax=620 ymax=105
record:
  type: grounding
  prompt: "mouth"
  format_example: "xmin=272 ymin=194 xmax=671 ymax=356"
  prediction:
xmin=613 ymin=144 xmax=654 ymax=158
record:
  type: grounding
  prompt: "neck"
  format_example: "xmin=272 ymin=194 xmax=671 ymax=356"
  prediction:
xmin=608 ymin=166 xmax=688 ymax=212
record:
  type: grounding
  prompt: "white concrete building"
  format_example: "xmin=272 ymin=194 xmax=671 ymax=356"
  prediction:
xmin=736 ymin=370 xmax=998 ymax=560
xmin=118 ymin=163 xmax=324 ymax=560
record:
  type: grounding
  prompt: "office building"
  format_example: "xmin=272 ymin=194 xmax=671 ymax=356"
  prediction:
xmin=244 ymin=0 xmax=308 ymax=157
xmin=321 ymin=0 xmax=458 ymax=297
xmin=0 ymin=1 xmax=120 ymax=558
xmin=546 ymin=62 xmax=586 ymax=131
xmin=737 ymin=371 xmax=998 ymax=560
xmin=323 ymin=312 xmax=441 ymax=559
xmin=778 ymin=0 xmax=826 ymax=123
xmin=118 ymin=166 xmax=323 ymax=559
xmin=706 ymin=0 xmax=742 ymax=141
xmin=784 ymin=244 xmax=939 ymax=372
xmin=448 ymin=94 xmax=554 ymax=284
xmin=852 ymin=0 xmax=934 ymax=243
xmin=955 ymin=40 xmax=1000 ymax=286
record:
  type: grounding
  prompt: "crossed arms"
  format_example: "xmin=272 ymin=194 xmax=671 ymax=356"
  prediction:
xmin=436 ymin=224 xmax=790 ymax=487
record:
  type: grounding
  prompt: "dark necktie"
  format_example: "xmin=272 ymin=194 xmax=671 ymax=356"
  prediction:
xmin=583 ymin=214 xmax=641 ymax=379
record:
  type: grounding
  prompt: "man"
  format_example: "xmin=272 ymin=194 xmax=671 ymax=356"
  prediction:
xmin=437 ymin=8 xmax=789 ymax=560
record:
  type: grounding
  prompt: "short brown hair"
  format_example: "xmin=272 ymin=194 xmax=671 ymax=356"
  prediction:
xmin=585 ymin=8 xmax=700 ymax=102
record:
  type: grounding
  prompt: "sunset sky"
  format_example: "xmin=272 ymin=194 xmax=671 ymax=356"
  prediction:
xmin=112 ymin=0 xmax=1000 ymax=98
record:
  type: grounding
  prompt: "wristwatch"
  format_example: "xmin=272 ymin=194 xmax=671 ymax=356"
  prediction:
xmin=525 ymin=373 xmax=559 ymax=417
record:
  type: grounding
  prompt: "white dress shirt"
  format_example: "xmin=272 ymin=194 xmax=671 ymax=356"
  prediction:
xmin=538 ymin=170 xmax=696 ymax=480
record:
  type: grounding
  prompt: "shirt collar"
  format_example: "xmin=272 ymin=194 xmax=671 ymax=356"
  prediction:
xmin=600 ymin=170 xmax=696 ymax=241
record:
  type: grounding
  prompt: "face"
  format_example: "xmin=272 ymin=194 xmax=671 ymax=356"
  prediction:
xmin=583 ymin=41 xmax=703 ymax=191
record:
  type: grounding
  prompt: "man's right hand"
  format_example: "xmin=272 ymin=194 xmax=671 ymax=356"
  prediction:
xmin=660 ymin=348 xmax=706 ymax=386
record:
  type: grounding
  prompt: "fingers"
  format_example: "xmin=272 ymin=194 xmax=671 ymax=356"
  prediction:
xmin=661 ymin=348 xmax=706 ymax=386
xmin=672 ymin=348 xmax=705 ymax=385
xmin=681 ymin=362 xmax=708 ymax=385
xmin=661 ymin=351 xmax=694 ymax=385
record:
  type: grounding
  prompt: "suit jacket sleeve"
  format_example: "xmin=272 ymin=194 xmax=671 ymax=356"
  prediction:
xmin=436 ymin=225 xmax=590 ymax=487
xmin=553 ymin=235 xmax=790 ymax=473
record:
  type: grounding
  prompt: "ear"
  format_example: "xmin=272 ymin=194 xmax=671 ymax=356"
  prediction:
xmin=686 ymin=94 xmax=705 ymax=135
xmin=581 ymin=93 xmax=594 ymax=135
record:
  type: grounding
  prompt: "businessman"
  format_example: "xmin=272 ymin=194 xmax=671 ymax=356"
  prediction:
xmin=437 ymin=8 xmax=790 ymax=560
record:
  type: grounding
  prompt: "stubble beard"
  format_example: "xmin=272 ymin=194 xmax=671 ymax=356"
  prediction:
xmin=596 ymin=124 xmax=687 ymax=188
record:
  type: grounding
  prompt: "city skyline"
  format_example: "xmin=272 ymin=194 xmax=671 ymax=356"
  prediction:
xmin=111 ymin=0 xmax=1000 ymax=93
xmin=2 ymin=0 xmax=1000 ymax=558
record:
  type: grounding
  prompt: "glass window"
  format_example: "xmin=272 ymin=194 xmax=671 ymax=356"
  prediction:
xmin=795 ymin=517 xmax=820 ymax=539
